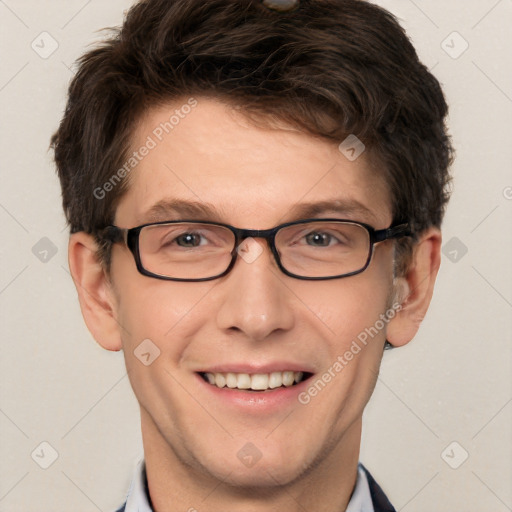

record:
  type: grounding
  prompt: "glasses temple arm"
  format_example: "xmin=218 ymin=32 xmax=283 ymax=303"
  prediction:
xmin=373 ymin=223 xmax=412 ymax=243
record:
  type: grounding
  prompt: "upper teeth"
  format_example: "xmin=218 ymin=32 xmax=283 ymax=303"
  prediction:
xmin=204 ymin=371 xmax=304 ymax=391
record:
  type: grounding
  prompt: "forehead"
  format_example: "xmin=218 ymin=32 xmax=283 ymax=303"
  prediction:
xmin=115 ymin=98 xmax=392 ymax=228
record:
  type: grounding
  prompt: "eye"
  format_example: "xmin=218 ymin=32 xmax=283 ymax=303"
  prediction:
xmin=173 ymin=232 xmax=204 ymax=248
xmin=280 ymin=223 xmax=354 ymax=249
xmin=304 ymin=232 xmax=335 ymax=247
xmin=159 ymin=226 xmax=231 ymax=249
xmin=303 ymin=230 xmax=348 ymax=247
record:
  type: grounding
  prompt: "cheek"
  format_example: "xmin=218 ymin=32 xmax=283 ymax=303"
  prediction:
xmin=113 ymin=264 xmax=219 ymax=357
xmin=114 ymin=279 xmax=220 ymax=414
xmin=295 ymin=261 xmax=393 ymax=347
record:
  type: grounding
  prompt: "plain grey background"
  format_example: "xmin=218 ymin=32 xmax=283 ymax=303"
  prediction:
xmin=0 ymin=0 xmax=511 ymax=511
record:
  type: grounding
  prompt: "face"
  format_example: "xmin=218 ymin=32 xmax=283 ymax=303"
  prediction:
xmin=110 ymin=97 xmax=397 ymax=487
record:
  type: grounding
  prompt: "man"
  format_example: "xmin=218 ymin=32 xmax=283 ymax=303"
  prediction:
xmin=51 ymin=0 xmax=452 ymax=510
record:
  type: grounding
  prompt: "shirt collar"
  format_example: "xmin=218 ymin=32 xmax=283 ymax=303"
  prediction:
xmin=346 ymin=464 xmax=374 ymax=512
xmin=124 ymin=459 xmax=152 ymax=512
xmin=123 ymin=459 xmax=373 ymax=512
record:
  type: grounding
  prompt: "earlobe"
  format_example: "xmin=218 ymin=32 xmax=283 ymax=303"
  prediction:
xmin=386 ymin=228 xmax=442 ymax=348
xmin=68 ymin=232 xmax=123 ymax=352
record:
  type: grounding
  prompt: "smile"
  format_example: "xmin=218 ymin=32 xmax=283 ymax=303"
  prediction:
xmin=199 ymin=371 xmax=310 ymax=391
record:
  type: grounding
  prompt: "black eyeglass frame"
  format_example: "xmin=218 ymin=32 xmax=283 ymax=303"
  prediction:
xmin=98 ymin=218 xmax=411 ymax=282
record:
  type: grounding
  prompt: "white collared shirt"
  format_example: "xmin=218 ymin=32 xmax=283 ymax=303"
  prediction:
xmin=122 ymin=459 xmax=374 ymax=512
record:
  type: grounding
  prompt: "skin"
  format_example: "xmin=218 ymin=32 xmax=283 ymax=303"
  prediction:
xmin=69 ymin=98 xmax=441 ymax=512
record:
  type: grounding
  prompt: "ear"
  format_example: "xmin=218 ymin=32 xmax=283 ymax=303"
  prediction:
xmin=386 ymin=227 xmax=442 ymax=348
xmin=68 ymin=232 xmax=123 ymax=351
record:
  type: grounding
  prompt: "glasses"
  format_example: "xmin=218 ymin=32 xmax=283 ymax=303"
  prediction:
xmin=98 ymin=219 xmax=411 ymax=281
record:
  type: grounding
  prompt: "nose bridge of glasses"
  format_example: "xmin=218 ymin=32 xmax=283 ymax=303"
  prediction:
xmin=233 ymin=226 xmax=277 ymax=248
xmin=231 ymin=227 xmax=279 ymax=270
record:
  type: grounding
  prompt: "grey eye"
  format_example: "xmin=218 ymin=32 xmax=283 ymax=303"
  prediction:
xmin=175 ymin=233 xmax=202 ymax=247
xmin=305 ymin=232 xmax=332 ymax=247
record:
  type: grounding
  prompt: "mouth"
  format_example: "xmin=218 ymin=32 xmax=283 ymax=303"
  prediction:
xmin=198 ymin=371 xmax=312 ymax=392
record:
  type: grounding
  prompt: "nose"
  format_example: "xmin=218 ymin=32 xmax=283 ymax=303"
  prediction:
xmin=215 ymin=237 xmax=295 ymax=341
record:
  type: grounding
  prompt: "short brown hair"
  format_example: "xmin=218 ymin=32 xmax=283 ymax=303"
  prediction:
xmin=51 ymin=0 xmax=453 ymax=273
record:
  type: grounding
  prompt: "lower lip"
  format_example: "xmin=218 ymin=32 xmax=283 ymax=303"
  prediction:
xmin=194 ymin=373 xmax=311 ymax=412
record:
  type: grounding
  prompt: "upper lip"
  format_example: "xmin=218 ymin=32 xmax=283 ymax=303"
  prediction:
xmin=196 ymin=362 xmax=314 ymax=374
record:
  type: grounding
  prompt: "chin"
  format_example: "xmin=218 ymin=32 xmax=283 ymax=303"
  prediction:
xmin=219 ymin=462 xmax=307 ymax=489
xmin=195 ymin=441 xmax=315 ymax=490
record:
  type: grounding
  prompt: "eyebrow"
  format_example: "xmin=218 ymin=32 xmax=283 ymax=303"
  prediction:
xmin=286 ymin=199 xmax=378 ymax=224
xmin=140 ymin=198 xmax=379 ymax=225
xmin=141 ymin=199 xmax=225 ymax=223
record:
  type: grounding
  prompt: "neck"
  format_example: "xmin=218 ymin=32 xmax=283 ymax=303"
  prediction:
xmin=141 ymin=408 xmax=361 ymax=512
